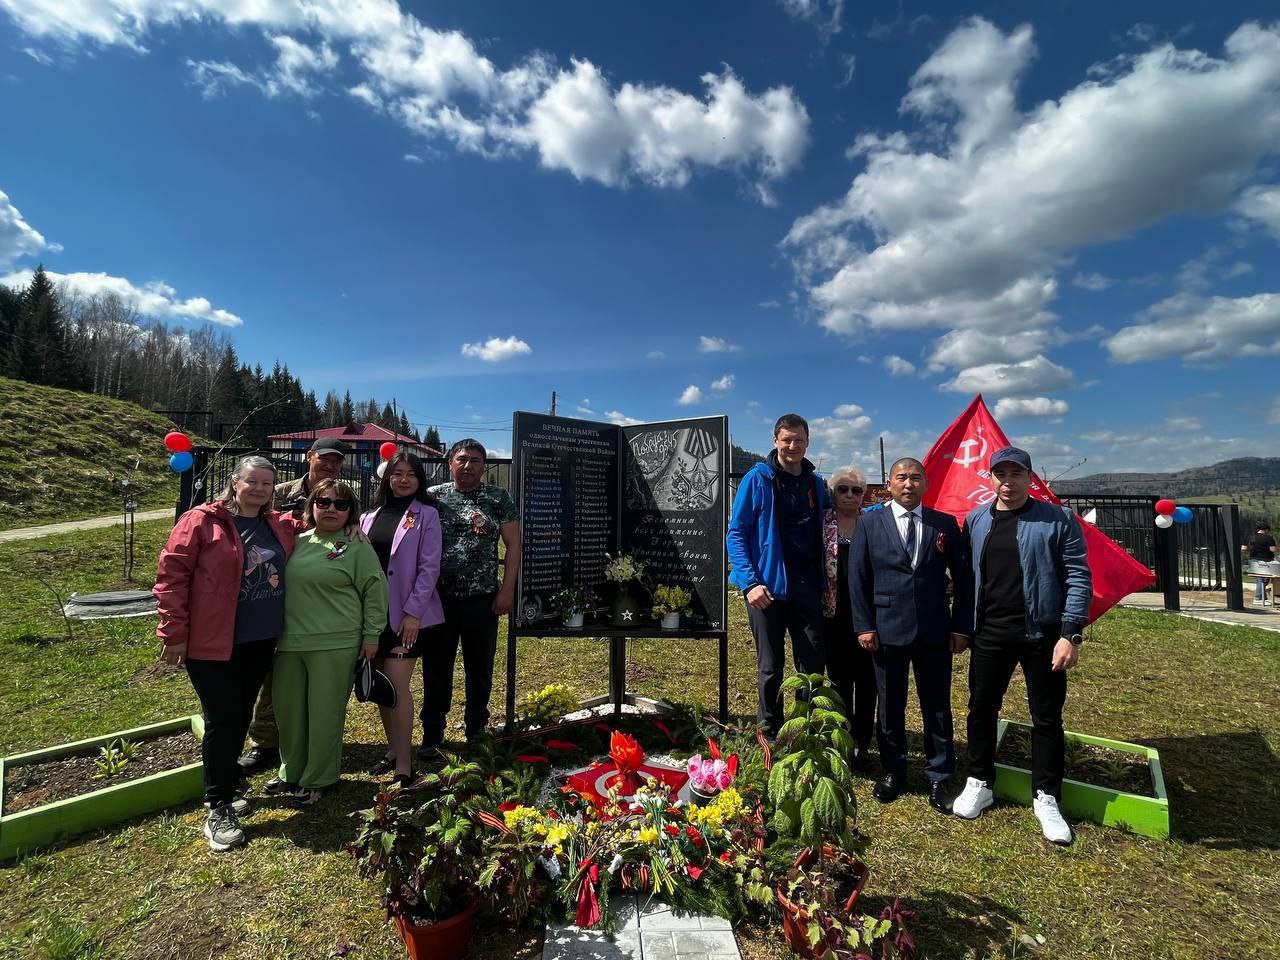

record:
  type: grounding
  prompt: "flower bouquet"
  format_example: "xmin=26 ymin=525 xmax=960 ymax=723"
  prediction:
xmin=550 ymin=585 xmax=598 ymax=629
xmin=651 ymin=584 xmax=693 ymax=630
xmin=687 ymin=738 xmax=738 ymax=804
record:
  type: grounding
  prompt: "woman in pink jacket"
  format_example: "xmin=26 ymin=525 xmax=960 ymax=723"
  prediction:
xmin=154 ymin=455 xmax=297 ymax=852
xmin=359 ymin=452 xmax=444 ymax=784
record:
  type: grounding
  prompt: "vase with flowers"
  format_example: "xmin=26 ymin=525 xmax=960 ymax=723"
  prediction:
xmin=651 ymin=584 xmax=693 ymax=630
xmin=604 ymin=554 xmax=645 ymax=627
xmin=686 ymin=737 xmax=738 ymax=805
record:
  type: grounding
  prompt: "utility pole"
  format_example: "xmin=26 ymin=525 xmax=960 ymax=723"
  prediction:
xmin=879 ymin=436 xmax=886 ymax=485
xmin=550 ymin=390 xmax=557 ymax=416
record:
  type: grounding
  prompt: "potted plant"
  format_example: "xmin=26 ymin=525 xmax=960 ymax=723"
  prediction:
xmin=604 ymin=554 xmax=646 ymax=626
xmin=349 ymin=757 xmax=490 ymax=960
xmin=766 ymin=673 xmax=867 ymax=956
xmin=550 ymin=585 xmax=597 ymax=629
xmin=651 ymin=584 xmax=693 ymax=630
xmin=686 ymin=737 xmax=738 ymax=804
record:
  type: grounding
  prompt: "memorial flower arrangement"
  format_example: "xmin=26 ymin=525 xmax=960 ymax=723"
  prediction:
xmin=604 ymin=553 xmax=645 ymax=582
xmin=651 ymin=584 xmax=693 ymax=618
xmin=687 ymin=737 xmax=738 ymax=799
xmin=550 ymin=585 xmax=599 ymax=623
xmin=515 ymin=683 xmax=582 ymax=730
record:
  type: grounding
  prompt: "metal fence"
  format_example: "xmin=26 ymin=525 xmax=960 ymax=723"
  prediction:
xmin=1060 ymin=494 xmax=1159 ymax=583
xmin=177 ymin=447 xmax=512 ymax=519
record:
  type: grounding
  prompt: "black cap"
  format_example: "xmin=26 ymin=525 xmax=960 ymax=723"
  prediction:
xmin=310 ymin=438 xmax=349 ymax=457
xmin=989 ymin=446 xmax=1032 ymax=472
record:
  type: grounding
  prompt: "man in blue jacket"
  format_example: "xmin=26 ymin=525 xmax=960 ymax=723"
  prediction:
xmin=726 ymin=414 xmax=832 ymax=737
xmin=951 ymin=446 xmax=1092 ymax=845
xmin=850 ymin=457 xmax=972 ymax=813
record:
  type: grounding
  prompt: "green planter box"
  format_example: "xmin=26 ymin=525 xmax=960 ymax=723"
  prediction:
xmin=993 ymin=719 xmax=1169 ymax=840
xmin=1 ymin=715 xmax=205 ymax=860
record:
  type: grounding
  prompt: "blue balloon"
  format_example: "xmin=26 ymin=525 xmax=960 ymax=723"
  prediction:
xmin=169 ymin=451 xmax=194 ymax=473
xmin=1172 ymin=505 xmax=1193 ymax=524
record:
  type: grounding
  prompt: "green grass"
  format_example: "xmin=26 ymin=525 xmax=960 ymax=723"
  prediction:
xmin=0 ymin=377 xmax=183 ymax=531
xmin=2 ymin=521 xmax=1279 ymax=959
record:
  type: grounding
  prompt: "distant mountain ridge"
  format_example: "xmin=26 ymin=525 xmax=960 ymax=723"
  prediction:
xmin=1054 ymin=457 xmax=1280 ymax=498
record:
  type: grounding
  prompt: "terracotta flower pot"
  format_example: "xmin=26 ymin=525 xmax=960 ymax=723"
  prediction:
xmin=394 ymin=901 xmax=477 ymax=960
xmin=774 ymin=845 xmax=870 ymax=958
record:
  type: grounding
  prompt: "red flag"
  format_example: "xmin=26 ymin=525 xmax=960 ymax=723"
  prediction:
xmin=921 ymin=394 xmax=1154 ymax=623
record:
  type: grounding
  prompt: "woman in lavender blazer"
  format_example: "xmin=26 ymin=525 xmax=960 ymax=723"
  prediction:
xmin=359 ymin=453 xmax=444 ymax=783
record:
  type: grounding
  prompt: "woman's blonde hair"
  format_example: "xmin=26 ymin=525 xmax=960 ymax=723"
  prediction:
xmin=218 ymin=455 xmax=276 ymax=514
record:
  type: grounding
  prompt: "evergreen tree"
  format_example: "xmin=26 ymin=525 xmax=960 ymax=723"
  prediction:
xmin=363 ymin=398 xmax=380 ymax=423
xmin=341 ymin=390 xmax=354 ymax=424
xmin=321 ymin=390 xmax=342 ymax=426
xmin=0 ymin=283 xmax=20 ymax=360
xmin=379 ymin=402 xmax=397 ymax=431
xmin=6 ymin=266 xmax=84 ymax=388
xmin=424 ymin=425 xmax=441 ymax=451
xmin=398 ymin=411 xmax=414 ymax=439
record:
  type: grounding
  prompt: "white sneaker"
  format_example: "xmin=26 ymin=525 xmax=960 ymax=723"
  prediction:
xmin=1033 ymin=791 xmax=1073 ymax=845
xmin=951 ymin=777 xmax=994 ymax=819
xmin=205 ymin=797 xmax=250 ymax=817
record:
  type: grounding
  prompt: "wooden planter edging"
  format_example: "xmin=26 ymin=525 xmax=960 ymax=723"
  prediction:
xmin=993 ymin=719 xmax=1169 ymax=840
xmin=0 ymin=715 xmax=205 ymax=860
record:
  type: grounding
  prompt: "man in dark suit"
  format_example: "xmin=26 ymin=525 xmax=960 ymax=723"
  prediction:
xmin=850 ymin=457 xmax=972 ymax=813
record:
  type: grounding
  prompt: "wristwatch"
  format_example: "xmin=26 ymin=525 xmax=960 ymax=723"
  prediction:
xmin=1067 ymin=633 xmax=1084 ymax=646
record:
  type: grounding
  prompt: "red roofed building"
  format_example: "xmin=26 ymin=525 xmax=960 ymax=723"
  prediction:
xmin=269 ymin=422 xmax=441 ymax=465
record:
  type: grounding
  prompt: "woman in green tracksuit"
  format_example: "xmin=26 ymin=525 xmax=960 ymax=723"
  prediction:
xmin=265 ymin=478 xmax=386 ymax=805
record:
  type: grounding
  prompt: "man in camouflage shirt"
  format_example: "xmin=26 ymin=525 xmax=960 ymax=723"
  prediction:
xmin=420 ymin=439 xmax=521 ymax=754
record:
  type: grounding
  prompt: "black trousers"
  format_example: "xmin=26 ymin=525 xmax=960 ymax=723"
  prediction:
xmin=824 ymin=616 xmax=878 ymax=753
xmin=745 ymin=580 xmax=825 ymax=736
xmin=420 ymin=592 xmax=498 ymax=745
xmin=873 ymin=640 xmax=954 ymax=782
xmin=185 ymin=638 xmax=276 ymax=806
xmin=967 ymin=632 xmax=1068 ymax=798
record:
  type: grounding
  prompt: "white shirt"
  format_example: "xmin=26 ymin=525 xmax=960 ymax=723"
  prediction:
xmin=889 ymin=500 xmax=922 ymax=568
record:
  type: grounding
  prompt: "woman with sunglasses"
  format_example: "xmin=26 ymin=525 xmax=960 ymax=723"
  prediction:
xmin=359 ymin=452 xmax=444 ymax=785
xmin=823 ymin=466 xmax=878 ymax=773
xmin=266 ymin=478 xmax=387 ymax=806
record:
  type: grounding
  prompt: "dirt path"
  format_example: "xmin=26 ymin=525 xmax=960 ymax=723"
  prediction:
xmin=0 ymin=509 xmax=172 ymax=544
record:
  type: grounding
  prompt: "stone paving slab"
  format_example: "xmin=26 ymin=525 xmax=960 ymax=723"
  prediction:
xmin=1119 ymin=590 xmax=1280 ymax=633
xmin=543 ymin=895 xmax=741 ymax=959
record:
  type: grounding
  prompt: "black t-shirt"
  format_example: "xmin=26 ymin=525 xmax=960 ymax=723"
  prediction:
xmin=776 ymin=470 xmax=818 ymax=583
xmin=1248 ymin=533 xmax=1276 ymax=561
xmin=977 ymin=501 xmax=1035 ymax=644
xmin=232 ymin=514 xmax=285 ymax=644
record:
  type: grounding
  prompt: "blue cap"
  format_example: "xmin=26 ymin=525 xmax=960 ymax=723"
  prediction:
xmin=989 ymin=446 xmax=1032 ymax=472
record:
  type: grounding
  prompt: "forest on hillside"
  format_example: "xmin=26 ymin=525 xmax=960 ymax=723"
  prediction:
xmin=0 ymin=267 xmax=442 ymax=449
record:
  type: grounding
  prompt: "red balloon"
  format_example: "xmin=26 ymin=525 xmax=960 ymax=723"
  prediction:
xmin=1155 ymin=498 xmax=1177 ymax=516
xmin=164 ymin=431 xmax=192 ymax=453
xmin=379 ymin=441 xmax=398 ymax=460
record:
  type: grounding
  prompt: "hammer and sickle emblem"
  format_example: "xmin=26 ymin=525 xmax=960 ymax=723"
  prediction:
xmin=955 ymin=426 xmax=988 ymax=468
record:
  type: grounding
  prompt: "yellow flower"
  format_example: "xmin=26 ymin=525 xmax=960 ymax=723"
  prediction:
xmin=502 ymin=805 xmax=544 ymax=832
xmin=638 ymin=826 xmax=660 ymax=845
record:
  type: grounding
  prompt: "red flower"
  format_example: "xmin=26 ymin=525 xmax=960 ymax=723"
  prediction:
xmin=610 ymin=731 xmax=644 ymax=772
xmin=650 ymin=717 xmax=678 ymax=744
xmin=686 ymin=865 xmax=704 ymax=881
xmin=498 ymin=801 xmax=519 ymax=812
xmin=664 ymin=824 xmax=680 ymax=837
xmin=707 ymin=737 xmax=721 ymax=760
xmin=719 ymin=851 xmax=733 ymax=863
xmin=685 ymin=826 xmax=704 ymax=846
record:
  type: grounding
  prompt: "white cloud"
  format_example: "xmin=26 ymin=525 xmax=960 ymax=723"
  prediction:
xmin=1 ymin=268 xmax=242 ymax=326
xmin=926 ymin=326 xmax=1053 ymax=369
xmin=460 ymin=335 xmax=532 ymax=362
xmin=678 ymin=385 xmax=704 ymax=405
xmin=758 ymin=299 xmax=782 ymax=308
xmin=698 ymin=335 xmax=742 ymax=353
xmin=777 ymin=0 xmax=843 ymax=38
xmin=606 ymin=409 xmax=644 ymax=426
xmin=710 ymin=374 xmax=735 ymax=392
xmin=856 ymin=354 xmax=872 ymax=364
xmin=1237 ymin=184 xmax=1280 ymax=240
xmin=646 ymin=349 xmax=666 ymax=360
xmin=942 ymin=355 xmax=1074 ymax=396
xmin=1072 ymin=272 xmax=1113 ymax=292
xmin=833 ymin=402 xmax=863 ymax=417
xmin=883 ymin=355 xmax=915 ymax=376
xmin=783 ymin=19 xmax=1280 ymax=382
xmin=403 ymin=153 xmax=424 ymax=163
xmin=1105 ymin=291 xmax=1280 ymax=365
xmin=992 ymin=396 xmax=1070 ymax=419
xmin=23 ymin=46 xmax=52 ymax=65
xmin=6 ymin=1 xmax=809 ymax=199
xmin=0 ymin=190 xmax=53 ymax=268
xmin=575 ymin=405 xmax=595 ymax=416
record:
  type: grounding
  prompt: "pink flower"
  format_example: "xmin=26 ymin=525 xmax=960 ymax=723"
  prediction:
xmin=687 ymin=755 xmax=703 ymax=776
xmin=717 ymin=770 xmax=732 ymax=790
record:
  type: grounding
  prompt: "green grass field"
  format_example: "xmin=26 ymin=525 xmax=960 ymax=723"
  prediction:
xmin=1 ymin=521 xmax=1278 ymax=959
xmin=0 ymin=377 xmax=183 ymax=531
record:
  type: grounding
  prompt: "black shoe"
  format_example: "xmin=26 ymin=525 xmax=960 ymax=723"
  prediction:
xmin=389 ymin=772 xmax=415 ymax=789
xmin=873 ymin=773 xmax=905 ymax=803
xmin=928 ymin=779 xmax=953 ymax=815
xmin=237 ymin=746 xmax=279 ymax=775
xmin=262 ymin=776 xmax=297 ymax=797
xmin=416 ymin=742 xmax=442 ymax=763
xmin=369 ymin=756 xmax=396 ymax=777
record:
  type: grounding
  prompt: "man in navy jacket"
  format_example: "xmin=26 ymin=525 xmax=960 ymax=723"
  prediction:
xmin=726 ymin=414 xmax=833 ymax=737
xmin=850 ymin=457 xmax=972 ymax=813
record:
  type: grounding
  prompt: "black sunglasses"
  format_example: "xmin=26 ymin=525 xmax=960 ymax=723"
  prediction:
xmin=835 ymin=485 xmax=864 ymax=494
xmin=313 ymin=497 xmax=352 ymax=511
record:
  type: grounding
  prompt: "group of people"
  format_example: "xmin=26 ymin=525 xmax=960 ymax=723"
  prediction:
xmin=728 ymin=414 xmax=1092 ymax=846
xmin=154 ymin=437 xmax=520 ymax=852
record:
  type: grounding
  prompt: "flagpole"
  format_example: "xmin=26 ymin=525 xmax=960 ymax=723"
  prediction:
xmin=879 ymin=436 xmax=886 ymax=485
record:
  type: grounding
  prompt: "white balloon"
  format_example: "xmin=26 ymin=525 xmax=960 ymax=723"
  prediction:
xmin=1154 ymin=514 xmax=1174 ymax=529
xmin=377 ymin=461 xmax=388 ymax=479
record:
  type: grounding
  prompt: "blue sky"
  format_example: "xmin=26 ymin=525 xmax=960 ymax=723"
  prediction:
xmin=2 ymin=1 xmax=1279 ymax=479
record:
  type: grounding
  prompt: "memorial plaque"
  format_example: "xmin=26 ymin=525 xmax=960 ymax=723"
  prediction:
xmin=511 ymin=412 xmax=727 ymax=637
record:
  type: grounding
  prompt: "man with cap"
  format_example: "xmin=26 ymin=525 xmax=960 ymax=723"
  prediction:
xmin=951 ymin=446 xmax=1092 ymax=845
xmin=238 ymin=437 xmax=350 ymax=775
xmin=849 ymin=457 xmax=972 ymax=814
